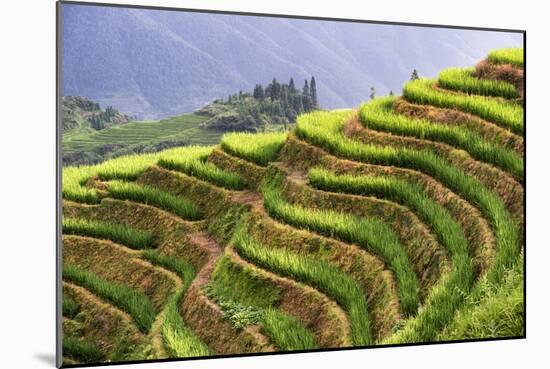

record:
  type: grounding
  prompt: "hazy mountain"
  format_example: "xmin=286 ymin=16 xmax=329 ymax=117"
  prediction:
xmin=61 ymin=4 xmax=523 ymax=119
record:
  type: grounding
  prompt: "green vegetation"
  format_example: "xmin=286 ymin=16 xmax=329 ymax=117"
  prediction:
xmin=308 ymin=168 xmax=475 ymax=341
xmin=487 ymin=48 xmax=524 ymax=68
xmin=63 ymin=265 xmax=156 ymax=333
xmin=403 ymin=78 xmax=523 ymax=135
xmin=262 ymin=309 xmax=318 ymax=351
xmin=440 ymin=255 xmax=524 ymax=340
xmin=142 ymin=250 xmax=211 ymax=357
xmin=221 ymin=132 xmax=287 ymax=166
xmin=62 ymin=295 xmax=80 ymax=319
xmin=107 ymin=181 xmax=202 ymax=221
xmin=359 ymin=97 xmax=524 ymax=181
xmin=233 ymin=227 xmax=373 ymax=345
xmin=206 ymin=255 xmax=318 ymax=350
xmin=438 ymin=67 xmax=518 ymax=99
xmin=207 ymin=295 xmax=264 ymax=329
xmin=158 ymin=156 xmax=245 ymax=190
xmin=62 ymin=218 xmax=155 ymax=250
xmin=262 ymin=174 xmax=418 ymax=318
xmin=296 ymin=110 xmax=520 ymax=286
xmin=63 ymin=336 xmax=104 ymax=363
xmin=62 ymin=146 xmax=213 ymax=203
xmin=142 ymin=250 xmax=196 ymax=288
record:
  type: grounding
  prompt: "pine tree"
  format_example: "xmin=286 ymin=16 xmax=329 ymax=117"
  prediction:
xmin=310 ymin=76 xmax=318 ymax=109
xmin=370 ymin=87 xmax=376 ymax=100
xmin=270 ymin=78 xmax=281 ymax=100
xmin=389 ymin=90 xmax=394 ymax=96
xmin=289 ymin=78 xmax=296 ymax=93
xmin=302 ymin=79 xmax=310 ymax=97
xmin=253 ymin=84 xmax=264 ymax=100
xmin=410 ymin=69 xmax=419 ymax=80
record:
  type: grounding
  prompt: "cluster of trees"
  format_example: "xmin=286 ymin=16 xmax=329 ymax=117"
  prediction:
xmin=62 ymin=96 xmax=130 ymax=131
xmin=88 ymin=106 xmax=124 ymax=130
xmin=252 ymin=76 xmax=318 ymax=114
xmin=198 ymin=76 xmax=320 ymax=132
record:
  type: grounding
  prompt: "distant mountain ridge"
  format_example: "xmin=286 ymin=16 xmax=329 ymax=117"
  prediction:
xmin=62 ymin=4 xmax=522 ymax=119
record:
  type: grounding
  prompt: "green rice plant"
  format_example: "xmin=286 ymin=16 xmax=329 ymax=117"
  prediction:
xmin=207 ymin=281 xmax=317 ymax=351
xmin=141 ymin=250 xmax=210 ymax=357
xmin=62 ymin=295 xmax=80 ymax=319
xmin=63 ymin=336 xmax=104 ymax=363
xmin=209 ymin=255 xmax=282 ymax=309
xmin=487 ymin=48 xmax=524 ymax=68
xmin=63 ymin=166 xmax=100 ymax=204
xmin=63 ymin=264 xmax=156 ymax=333
xmin=439 ymin=254 xmax=524 ymax=340
xmin=161 ymin=289 xmax=211 ymax=357
xmin=142 ymin=250 xmax=196 ymax=290
xmin=262 ymin=174 xmax=419 ymax=319
xmin=158 ymin=157 xmax=245 ymax=190
xmin=308 ymin=168 xmax=475 ymax=341
xmin=62 ymin=217 xmax=155 ymax=249
xmin=96 ymin=152 xmax=165 ymax=181
xmin=62 ymin=146 xmax=214 ymax=204
xmin=296 ymin=110 xmax=520 ymax=286
xmin=438 ymin=67 xmax=518 ymax=99
xmin=403 ymin=78 xmax=523 ymax=135
xmin=359 ymin=97 xmax=524 ymax=181
xmin=262 ymin=308 xmax=318 ymax=351
xmin=220 ymin=132 xmax=287 ymax=166
xmin=233 ymin=222 xmax=374 ymax=345
xmin=206 ymin=255 xmax=318 ymax=350
xmin=107 ymin=181 xmax=202 ymax=221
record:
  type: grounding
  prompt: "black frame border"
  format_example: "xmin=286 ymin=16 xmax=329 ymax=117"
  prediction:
xmin=56 ymin=1 xmax=527 ymax=368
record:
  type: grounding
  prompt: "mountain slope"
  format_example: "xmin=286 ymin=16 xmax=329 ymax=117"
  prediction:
xmin=61 ymin=4 xmax=522 ymax=119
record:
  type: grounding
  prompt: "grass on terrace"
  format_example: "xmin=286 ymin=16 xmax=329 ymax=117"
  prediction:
xmin=487 ymin=48 xmax=524 ymax=68
xmin=295 ymin=110 xmax=520 ymax=286
xmin=438 ymin=67 xmax=518 ymax=99
xmin=220 ymin=132 xmax=287 ymax=166
xmin=63 ymin=264 xmax=156 ymax=333
xmin=403 ymin=78 xmax=523 ymax=135
xmin=359 ymin=97 xmax=524 ymax=181
xmin=261 ymin=172 xmax=419 ymax=318
xmin=308 ymin=168 xmax=475 ymax=342
xmin=62 ymin=218 xmax=155 ymax=250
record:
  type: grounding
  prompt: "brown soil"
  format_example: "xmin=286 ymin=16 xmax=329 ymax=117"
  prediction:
xmin=207 ymin=148 xmax=267 ymax=191
xmin=474 ymin=60 xmax=524 ymax=99
xmin=63 ymin=235 xmax=177 ymax=311
xmin=63 ymin=282 xmax=145 ymax=361
xmin=180 ymin=234 xmax=276 ymax=354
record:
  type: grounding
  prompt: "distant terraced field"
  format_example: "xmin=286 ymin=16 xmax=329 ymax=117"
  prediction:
xmin=61 ymin=48 xmax=524 ymax=365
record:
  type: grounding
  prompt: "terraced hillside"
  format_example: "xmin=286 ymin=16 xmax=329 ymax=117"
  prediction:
xmin=61 ymin=48 xmax=524 ymax=365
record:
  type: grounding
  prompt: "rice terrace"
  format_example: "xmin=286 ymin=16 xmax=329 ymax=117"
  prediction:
xmin=61 ymin=48 xmax=525 ymax=365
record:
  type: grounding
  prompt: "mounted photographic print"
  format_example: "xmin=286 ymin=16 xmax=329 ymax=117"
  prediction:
xmin=57 ymin=1 xmax=525 ymax=367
